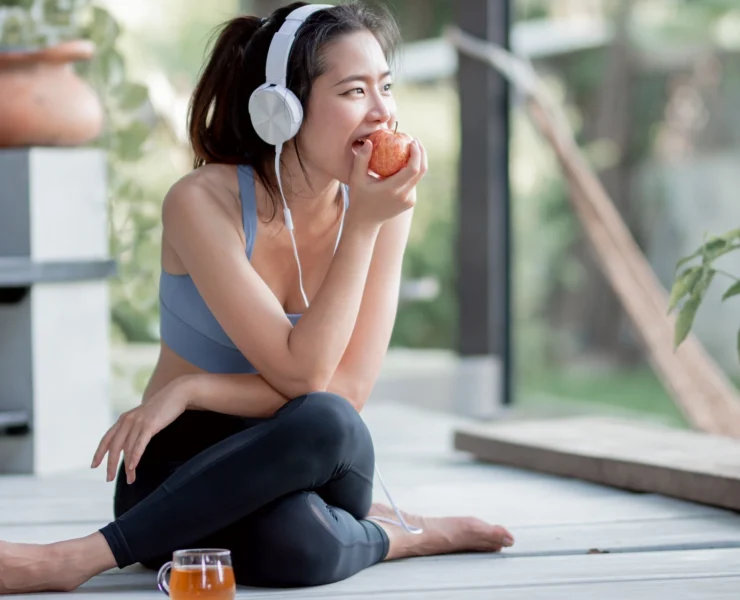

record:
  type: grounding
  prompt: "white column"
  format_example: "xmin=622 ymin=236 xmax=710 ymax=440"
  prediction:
xmin=0 ymin=148 xmax=113 ymax=474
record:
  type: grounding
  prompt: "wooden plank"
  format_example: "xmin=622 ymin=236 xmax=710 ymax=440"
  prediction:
xmin=259 ymin=548 xmax=740 ymax=597
xmin=0 ymin=495 xmax=112 ymax=525
xmin=454 ymin=416 xmax=740 ymax=510
xmin=262 ymin=577 xmax=740 ymax=600
xmin=32 ymin=578 xmax=740 ymax=600
xmin=371 ymin=469 xmax=731 ymax=528
xmin=509 ymin=515 xmax=740 ymax=556
xmin=30 ymin=575 xmax=740 ymax=600
xmin=52 ymin=548 xmax=740 ymax=599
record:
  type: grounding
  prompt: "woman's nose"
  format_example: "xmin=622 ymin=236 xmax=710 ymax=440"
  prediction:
xmin=369 ymin=97 xmax=393 ymax=124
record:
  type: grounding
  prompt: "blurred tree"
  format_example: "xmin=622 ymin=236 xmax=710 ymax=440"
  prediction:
xmin=518 ymin=0 xmax=740 ymax=370
xmin=548 ymin=0 xmax=642 ymax=366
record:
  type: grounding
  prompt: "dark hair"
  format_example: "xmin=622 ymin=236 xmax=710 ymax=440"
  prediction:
xmin=187 ymin=1 xmax=401 ymax=219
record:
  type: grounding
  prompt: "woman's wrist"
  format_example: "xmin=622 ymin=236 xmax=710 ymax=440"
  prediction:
xmin=343 ymin=213 xmax=382 ymax=239
xmin=178 ymin=372 xmax=290 ymax=416
xmin=178 ymin=374 xmax=203 ymax=410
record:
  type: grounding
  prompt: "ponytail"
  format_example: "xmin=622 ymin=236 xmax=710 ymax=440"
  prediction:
xmin=188 ymin=14 xmax=265 ymax=169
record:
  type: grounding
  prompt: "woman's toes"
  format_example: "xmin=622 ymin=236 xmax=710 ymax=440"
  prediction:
xmin=492 ymin=525 xmax=515 ymax=547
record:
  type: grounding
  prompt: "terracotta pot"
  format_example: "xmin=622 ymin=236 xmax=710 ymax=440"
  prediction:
xmin=0 ymin=40 xmax=104 ymax=148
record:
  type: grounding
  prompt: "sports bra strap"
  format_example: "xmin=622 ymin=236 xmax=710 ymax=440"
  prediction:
xmin=237 ymin=165 xmax=258 ymax=260
xmin=237 ymin=164 xmax=350 ymax=260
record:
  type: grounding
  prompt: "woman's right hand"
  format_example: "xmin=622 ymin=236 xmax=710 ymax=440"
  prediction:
xmin=346 ymin=137 xmax=427 ymax=227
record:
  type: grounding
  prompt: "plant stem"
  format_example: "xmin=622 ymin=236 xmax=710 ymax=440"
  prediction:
xmin=715 ymin=268 xmax=740 ymax=283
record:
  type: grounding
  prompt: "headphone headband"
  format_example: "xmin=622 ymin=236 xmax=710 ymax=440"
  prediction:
xmin=265 ymin=4 xmax=333 ymax=87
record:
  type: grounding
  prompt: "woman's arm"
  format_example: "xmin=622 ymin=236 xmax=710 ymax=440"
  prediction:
xmin=164 ymin=181 xmax=378 ymax=401
xmin=177 ymin=369 xmax=354 ymax=418
xmin=327 ymin=206 xmax=415 ymax=411
xmin=168 ymin=205 xmax=415 ymax=418
xmin=176 ymin=372 xmax=289 ymax=418
xmin=164 ymin=144 xmax=423 ymax=400
xmin=332 ymin=146 xmax=427 ymax=410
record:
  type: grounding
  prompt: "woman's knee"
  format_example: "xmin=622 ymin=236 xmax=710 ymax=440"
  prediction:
xmin=293 ymin=391 xmax=368 ymax=454
xmin=241 ymin=493 xmax=345 ymax=587
xmin=264 ymin=534 xmax=343 ymax=587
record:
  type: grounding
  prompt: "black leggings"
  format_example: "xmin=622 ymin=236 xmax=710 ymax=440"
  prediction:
xmin=99 ymin=392 xmax=389 ymax=588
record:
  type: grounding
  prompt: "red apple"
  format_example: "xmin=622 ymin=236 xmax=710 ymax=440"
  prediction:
xmin=367 ymin=123 xmax=413 ymax=177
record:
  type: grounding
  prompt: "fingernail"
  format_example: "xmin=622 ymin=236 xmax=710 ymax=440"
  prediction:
xmin=503 ymin=536 xmax=514 ymax=547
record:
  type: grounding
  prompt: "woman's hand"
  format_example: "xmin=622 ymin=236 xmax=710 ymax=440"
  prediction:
xmin=347 ymin=136 xmax=427 ymax=228
xmin=91 ymin=377 xmax=189 ymax=484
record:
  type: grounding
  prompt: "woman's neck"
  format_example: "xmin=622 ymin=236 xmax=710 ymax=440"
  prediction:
xmin=274 ymin=146 xmax=342 ymax=221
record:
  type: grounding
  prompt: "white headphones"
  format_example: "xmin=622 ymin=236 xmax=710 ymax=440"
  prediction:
xmin=248 ymin=3 xmax=332 ymax=147
xmin=247 ymin=3 xmax=336 ymax=310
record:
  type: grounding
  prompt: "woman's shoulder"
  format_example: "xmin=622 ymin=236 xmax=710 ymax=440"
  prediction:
xmin=163 ymin=163 xmax=241 ymax=230
xmin=166 ymin=163 xmax=235 ymax=202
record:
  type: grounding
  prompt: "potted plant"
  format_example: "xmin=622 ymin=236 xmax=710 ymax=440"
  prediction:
xmin=0 ymin=0 xmax=106 ymax=147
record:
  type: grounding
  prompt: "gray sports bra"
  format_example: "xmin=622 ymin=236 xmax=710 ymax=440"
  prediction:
xmin=158 ymin=164 xmax=349 ymax=373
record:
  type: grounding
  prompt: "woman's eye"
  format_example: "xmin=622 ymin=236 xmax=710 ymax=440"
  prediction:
xmin=344 ymin=83 xmax=393 ymax=96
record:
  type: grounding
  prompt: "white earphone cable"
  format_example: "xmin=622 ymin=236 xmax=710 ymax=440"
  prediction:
xmin=275 ymin=143 xmax=310 ymax=309
xmin=368 ymin=464 xmax=424 ymax=534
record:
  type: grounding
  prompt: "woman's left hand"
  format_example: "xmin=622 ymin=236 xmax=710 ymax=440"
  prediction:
xmin=91 ymin=377 xmax=190 ymax=484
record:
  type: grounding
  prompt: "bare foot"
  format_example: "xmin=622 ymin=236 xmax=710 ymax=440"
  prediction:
xmin=0 ymin=533 xmax=115 ymax=594
xmin=367 ymin=503 xmax=514 ymax=561
xmin=0 ymin=541 xmax=81 ymax=594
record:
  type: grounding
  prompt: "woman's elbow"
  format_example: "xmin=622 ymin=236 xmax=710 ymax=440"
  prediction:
xmin=276 ymin=371 xmax=333 ymax=400
xmin=325 ymin=377 xmax=368 ymax=412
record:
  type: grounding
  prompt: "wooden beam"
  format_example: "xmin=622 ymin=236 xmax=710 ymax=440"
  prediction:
xmin=454 ymin=0 xmax=512 ymax=405
xmin=455 ymin=417 xmax=740 ymax=511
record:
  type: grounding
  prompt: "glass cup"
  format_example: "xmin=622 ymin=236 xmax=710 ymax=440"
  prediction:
xmin=157 ymin=548 xmax=236 ymax=599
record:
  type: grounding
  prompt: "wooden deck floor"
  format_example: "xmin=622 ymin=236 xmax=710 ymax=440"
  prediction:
xmin=2 ymin=402 xmax=739 ymax=598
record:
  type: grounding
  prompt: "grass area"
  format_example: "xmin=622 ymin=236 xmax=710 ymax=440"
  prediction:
xmin=515 ymin=366 xmax=693 ymax=428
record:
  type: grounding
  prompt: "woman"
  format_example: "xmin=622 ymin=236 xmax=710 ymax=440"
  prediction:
xmin=0 ymin=1 xmax=513 ymax=594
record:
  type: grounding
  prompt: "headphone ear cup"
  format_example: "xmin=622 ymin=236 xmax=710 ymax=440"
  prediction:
xmin=249 ymin=83 xmax=304 ymax=145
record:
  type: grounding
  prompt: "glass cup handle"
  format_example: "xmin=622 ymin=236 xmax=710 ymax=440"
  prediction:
xmin=157 ymin=561 xmax=172 ymax=596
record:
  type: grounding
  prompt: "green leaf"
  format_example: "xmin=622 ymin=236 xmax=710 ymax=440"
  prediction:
xmin=676 ymin=240 xmax=740 ymax=270
xmin=116 ymin=121 xmax=150 ymax=161
xmin=96 ymin=49 xmax=125 ymax=89
xmin=88 ymin=6 xmax=120 ymax=50
xmin=721 ymin=228 xmax=740 ymax=244
xmin=113 ymin=83 xmax=149 ymax=110
xmin=704 ymin=236 xmax=727 ymax=251
xmin=700 ymin=237 xmax=728 ymax=264
xmin=721 ymin=280 xmax=740 ymax=302
xmin=673 ymin=268 xmax=715 ymax=349
xmin=667 ymin=266 xmax=701 ymax=312
xmin=674 ymin=295 xmax=701 ymax=349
